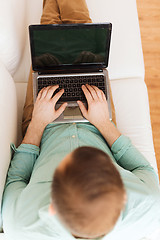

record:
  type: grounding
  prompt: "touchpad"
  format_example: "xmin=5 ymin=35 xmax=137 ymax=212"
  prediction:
xmin=64 ymin=107 xmax=83 ymax=119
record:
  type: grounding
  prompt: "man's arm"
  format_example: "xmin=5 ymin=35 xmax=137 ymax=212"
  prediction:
xmin=111 ymin=135 xmax=159 ymax=190
xmin=2 ymin=86 xmax=68 ymax=224
xmin=22 ymin=85 xmax=67 ymax=146
xmin=6 ymin=85 xmax=68 ymax=183
xmin=5 ymin=85 xmax=68 ymax=188
xmin=77 ymin=84 xmax=159 ymax=188
xmin=77 ymin=84 xmax=121 ymax=147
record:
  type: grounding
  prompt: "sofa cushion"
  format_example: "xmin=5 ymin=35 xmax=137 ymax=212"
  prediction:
xmin=87 ymin=0 xmax=145 ymax=79
xmin=110 ymin=78 xmax=157 ymax=171
xmin=0 ymin=1 xmax=29 ymax=76
xmin=0 ymin=61 xmax=17 ymax=231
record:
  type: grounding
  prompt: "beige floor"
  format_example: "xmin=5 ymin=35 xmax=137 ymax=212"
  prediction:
xmin=136 ymin=0 xmax=160 ymax=178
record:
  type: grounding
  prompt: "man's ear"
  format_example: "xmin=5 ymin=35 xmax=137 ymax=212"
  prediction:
xmin=49 ymin=203 xmax=56 ymax=216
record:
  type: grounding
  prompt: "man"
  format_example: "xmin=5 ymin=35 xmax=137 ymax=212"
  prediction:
xmin=2 ymin=0 xmax=160 ymax=240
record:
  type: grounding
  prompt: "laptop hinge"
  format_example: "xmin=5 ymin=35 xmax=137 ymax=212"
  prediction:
xmin=38 ymin=68 xmax=103 ymax=75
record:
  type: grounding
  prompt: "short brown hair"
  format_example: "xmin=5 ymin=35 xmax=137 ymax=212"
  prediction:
xmin=51 ymin=146 xmax=126 ymax=238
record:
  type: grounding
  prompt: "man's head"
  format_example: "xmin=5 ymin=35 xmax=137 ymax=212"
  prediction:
xmin=50 ymin=146 xmax=126 ymax=239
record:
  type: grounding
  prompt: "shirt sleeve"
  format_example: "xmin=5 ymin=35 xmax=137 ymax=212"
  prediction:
xmin=111 ymin=135 xmax=160 ymax=193
xmin=5 ymin=143 xmax=40 ymax=187
xmin=2 ymin=143 xmax=39 ymax=230
xmin=2 ymin=143 xmax=40 ymax=206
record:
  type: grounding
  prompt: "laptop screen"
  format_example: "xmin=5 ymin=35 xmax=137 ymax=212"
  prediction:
xmin=29 ymin=23 xmax=112 ymax=71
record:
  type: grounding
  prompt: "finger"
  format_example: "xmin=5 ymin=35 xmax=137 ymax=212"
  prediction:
xmin=91 ymin=85 xmax=103 ymax=99
xmin=52 ymin=88 xmax=65 ymax=104
xmin=45 ymin=85 xmax=59 ymax=100
xmin=77 ymin=101 xmax=88 ymax=118
xmin=55 ymin=102 xmax=68 ymax=117
xmin=86 ymin=84 xmax=98 ymax=100
xmin=37 ymin=87 xmax=48 ymax=100
xmin=101 ymin=90 xmax=107 ymax=101
xmin=81 ymin=85 xmax=93 ymax=103
xmin=37 ymin=87 xmax=45 ymax=100
xmin=40 ymin=86 xmax=54 ymax=99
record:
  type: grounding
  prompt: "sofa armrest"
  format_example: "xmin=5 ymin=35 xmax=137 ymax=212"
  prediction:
xmin=110 ymin=77 xmax=157 ymax=171
xmin=0 ymin=61 xmax=17 ymax=230
xmin=86 ymin=0 xmax=145 ymax=80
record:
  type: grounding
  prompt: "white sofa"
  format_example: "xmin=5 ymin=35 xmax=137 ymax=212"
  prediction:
xmin=0 ymin=0 xmax=159 ymax=239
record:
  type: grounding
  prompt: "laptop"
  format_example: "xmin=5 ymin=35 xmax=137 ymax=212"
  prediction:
xmin=29 ymin=23 xmax=112 ymax=123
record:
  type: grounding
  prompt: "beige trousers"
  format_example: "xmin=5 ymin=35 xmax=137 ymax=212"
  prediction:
xmin=22 ymin=0 xmax=116 ymax=137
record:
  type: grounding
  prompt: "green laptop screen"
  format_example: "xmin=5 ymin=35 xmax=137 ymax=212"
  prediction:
xmin=30 ymin=24 xmax=112 ymax=70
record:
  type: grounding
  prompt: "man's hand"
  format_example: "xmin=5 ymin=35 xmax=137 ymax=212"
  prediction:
xmin=77 ymin=84 xmax=110 ymax=130
xmin=22 ymin=85 xmax=67 ymax=146
xmin=77 ymin=84 xmax=121 ymax=147
xmin=32 ymin=85 xmax=67 ymax=128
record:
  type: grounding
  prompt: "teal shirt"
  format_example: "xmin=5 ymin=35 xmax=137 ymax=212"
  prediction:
xmin=2 ymin=122 xmax=160 ymax=240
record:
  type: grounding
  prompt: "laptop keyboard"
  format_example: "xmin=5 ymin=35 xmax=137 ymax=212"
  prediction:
xmin=37 ymin=74 xmax=106 ymax=102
